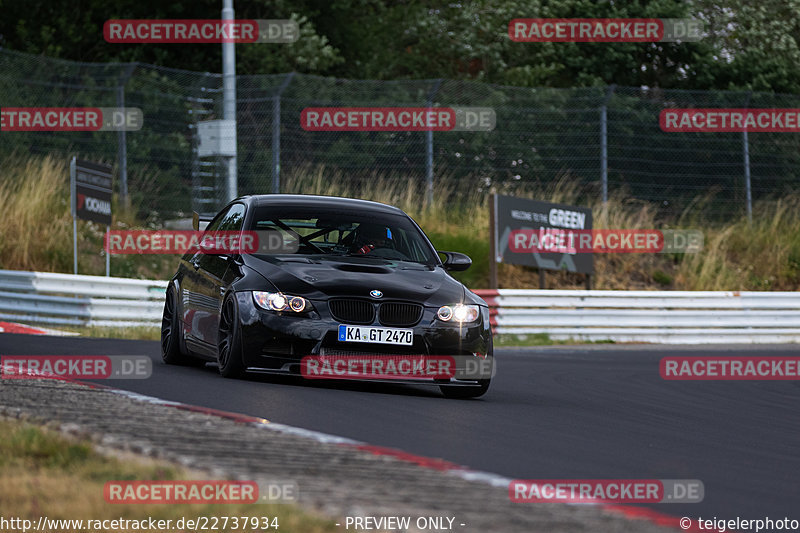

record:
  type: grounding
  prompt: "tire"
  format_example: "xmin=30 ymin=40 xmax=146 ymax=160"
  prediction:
xmin=439 ymin=379 xmax=491 ymax=399
xmin=217 ymin=294 xmax=246 ymax=379
xmin=161 ymin=286 xmax=193 ymax=365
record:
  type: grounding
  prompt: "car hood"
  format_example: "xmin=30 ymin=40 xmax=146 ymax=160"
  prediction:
xmin=242 ymin=254 xmax=468 ymax=305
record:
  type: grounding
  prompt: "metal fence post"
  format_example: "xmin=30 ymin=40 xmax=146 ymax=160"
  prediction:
xmin=743 ymin=91 xmax=753 ymax=223
xmin=70 ymin=156 xmax=77 ymax=275
xmin=222 ymin=0 xmax=238 ymax=201
xmin=272 ymin=72 xmax=295 ymax=194
xmin=743 ymin=130 xmax=752 ymax=223
xmin=425 ymin=79 xmax=443 ymax=208
xmin=272 ymin=95 xmax=281 ymax=194
xmin=600 ymin=84 xmax=616 ymax=204
xmin=116 ymin=63 xmax=137 ymax=209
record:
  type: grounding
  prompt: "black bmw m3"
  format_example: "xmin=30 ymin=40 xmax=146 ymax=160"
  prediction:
xmin=161 ymin=194 xmax=493 ymax=398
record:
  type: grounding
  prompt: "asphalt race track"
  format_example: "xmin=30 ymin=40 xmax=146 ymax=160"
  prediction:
xmin=2 ymin=332 xmax=799 ymax=523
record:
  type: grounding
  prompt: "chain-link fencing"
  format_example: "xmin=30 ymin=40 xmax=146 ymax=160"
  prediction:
xmin=1 ymin=48 xmax=798 ymax=220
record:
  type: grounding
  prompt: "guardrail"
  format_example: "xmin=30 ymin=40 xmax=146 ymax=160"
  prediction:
xmin=473 ymin=289 xmax=800 ymax=344
xmin=0 ymin=270 xmax=165 ymax=328
xmin=0 ymin=270 xmax=797 ymax=343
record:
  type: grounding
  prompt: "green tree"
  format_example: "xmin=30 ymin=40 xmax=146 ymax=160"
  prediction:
xmin=689 ymin=0 xmax=800 ymax=93
xmin=0 ymin=0 xmax=342 ymax=74
xmin=1 ymin=0 xmax=799 ymax=92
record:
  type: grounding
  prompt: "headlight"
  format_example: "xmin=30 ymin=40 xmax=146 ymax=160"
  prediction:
xmin=437 ymin=304 xmax=479 ymax=323
xmin=253 ymin=291 xmax=311 ymax=313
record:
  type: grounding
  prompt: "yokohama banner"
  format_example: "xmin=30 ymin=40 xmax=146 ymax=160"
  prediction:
xmin=72 ymin=159 xmax=112 ymax=225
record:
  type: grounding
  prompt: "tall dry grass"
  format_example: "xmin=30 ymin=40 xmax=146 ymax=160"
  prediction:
xmin=0 ymin=419 xmax=339 ymax=533
xmin=0 ymin=154 xmax=165 ymax=276
xmin=676 ymin=197 xmax=800 ymax=290
xmin=2 ymin=155 xmax=798 ymax=290
xmin=279 ymin=166 xmax=670 ymax=289
xmin=279 ymin=164 xmax=487 ymax=229
xmin=280 ymin=165 xmax=800 ymax=291
xmin=0 ymin=155 xmax=73 ymax=272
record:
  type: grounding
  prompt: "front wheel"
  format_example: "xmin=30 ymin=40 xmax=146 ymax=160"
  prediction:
xmin=217 ymin=294 xmax=246 ymax=378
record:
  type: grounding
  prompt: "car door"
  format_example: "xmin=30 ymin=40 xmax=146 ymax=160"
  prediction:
xmin=193 ymin=203 xmax=247 ymax=347
xmin=182 ymin=207 xmax=229 ymax=350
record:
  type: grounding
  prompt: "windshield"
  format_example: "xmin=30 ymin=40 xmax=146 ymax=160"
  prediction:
xmin=248 ymin=206 xmax=438 ymax=265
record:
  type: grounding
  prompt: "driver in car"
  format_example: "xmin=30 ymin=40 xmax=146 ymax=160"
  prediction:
xmin=352 ymin=223 xmax=393 ymax=254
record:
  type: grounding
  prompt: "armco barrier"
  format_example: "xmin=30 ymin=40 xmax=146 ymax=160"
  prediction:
xmin=0 ymin=270 xmax=165 ymax=328
xmin=473 ymin=289 xmax=800 ymax=344
xmin=0 ymin=270 xmax=797 ymax=343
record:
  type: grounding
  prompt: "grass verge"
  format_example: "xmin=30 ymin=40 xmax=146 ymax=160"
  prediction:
xmin=494 ymin=333 xmax=615 ymax=347
xmin=0 ymin=417 xmax=338 ymax=533
xmin=56 ymin=325 xmax=161 ymax=341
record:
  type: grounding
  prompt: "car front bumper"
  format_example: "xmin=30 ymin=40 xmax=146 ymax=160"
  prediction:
xmin=235 ymin=292 xmax=492 ymax=381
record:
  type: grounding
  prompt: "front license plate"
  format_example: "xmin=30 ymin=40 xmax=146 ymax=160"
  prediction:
xmin=338 ymin=325 xmax=413 ymax=345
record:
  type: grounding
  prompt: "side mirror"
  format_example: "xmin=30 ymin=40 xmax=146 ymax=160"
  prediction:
xmin=438 ymin=251 xmax=472 ymax=271
xmin=192 ymin=212 xmax=212 ymax=232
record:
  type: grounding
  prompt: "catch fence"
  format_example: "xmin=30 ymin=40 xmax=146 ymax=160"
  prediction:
xmin=1 ymin=48 xmax=798 ymax=219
